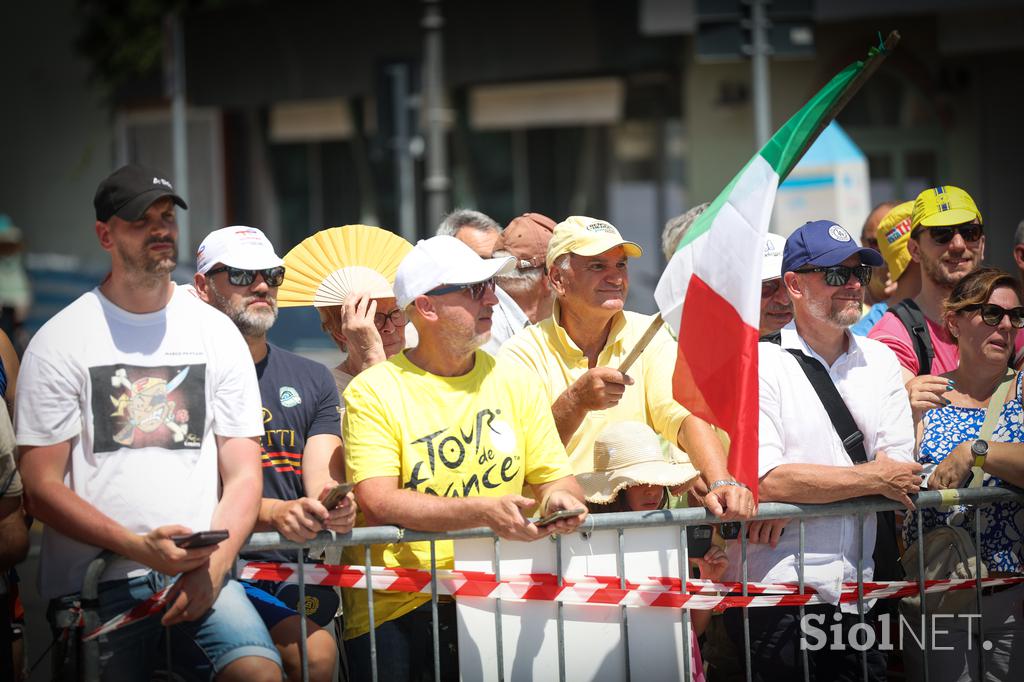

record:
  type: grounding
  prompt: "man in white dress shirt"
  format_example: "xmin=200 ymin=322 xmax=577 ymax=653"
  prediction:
xmin=724 ymin=220 xmax=922 ymax=681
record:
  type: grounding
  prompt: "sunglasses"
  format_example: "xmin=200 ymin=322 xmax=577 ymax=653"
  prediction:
xmin=374 ymin=308 xmax=408 ymax=330
xmin=761 ymin=279 xmax=782 ymax=298
xmin=794 ymin=264 xmax=873 ymax=287
xmin=207 ymin=265 xmax=286 ymax=287
xmin=962 ymin=303 xmax=1024 ymax=329
xmin=425 ymin=279 xmax=495 ymax=300
xmin=920 ymin=223 xmax=984 ymax=245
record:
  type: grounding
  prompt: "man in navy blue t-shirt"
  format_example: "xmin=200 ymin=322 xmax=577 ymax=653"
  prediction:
xmin=195 ymin=226 xmax=355 ymax=682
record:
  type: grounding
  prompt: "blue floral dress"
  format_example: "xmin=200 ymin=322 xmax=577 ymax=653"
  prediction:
xmin=903 ymin=372 xmax=1024 ymax=573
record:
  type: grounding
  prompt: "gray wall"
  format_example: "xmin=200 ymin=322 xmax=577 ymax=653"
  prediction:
xmin=0 ymin=0 xmax=114 ymax=267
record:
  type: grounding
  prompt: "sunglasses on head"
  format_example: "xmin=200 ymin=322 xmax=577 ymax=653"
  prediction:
xmin=207 ymin=265 xmax=286 ymax=287
xmin=962 ymin=303 xmax=1024 ymax=329
xmin=794 ymin=264 xmax=873 ymax=287
xmin=373 ymin=308 xmax=408 ymax=330
xmin=425 ymin=279 xmax=495 ymax=300
xmin=921 ymin=223 xmax=984 ymax=245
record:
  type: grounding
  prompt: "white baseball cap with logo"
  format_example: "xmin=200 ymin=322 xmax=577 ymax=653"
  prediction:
xmin=394 ymin=235 xmax=515 ymax=309
xmin=196 ymin=226 xmax=284 ymax=275
xmin=762 ymin=232 xmax=786 ymax=282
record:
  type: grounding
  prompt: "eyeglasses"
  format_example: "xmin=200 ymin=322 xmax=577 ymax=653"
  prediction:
xmin=920 ymin=223 xmax=984 ymax=245
xmin=962 ymin=303 xmax=1024 ymax=329
xmin=207 ymin=265 xmax=286 ymax=287
xmin=374 ymin=308 xmax=407 ymax=330
xmin=425 ymin=279 xmax=495 ymax=300
xmin=794 ymin=265 xmax=873 ymax=287
xmin=761 ymin=279 xmax=782 ymax=298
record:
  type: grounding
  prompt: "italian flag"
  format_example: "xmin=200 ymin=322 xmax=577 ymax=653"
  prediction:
xmin=654 ymin=41 xmax=893 ymax=499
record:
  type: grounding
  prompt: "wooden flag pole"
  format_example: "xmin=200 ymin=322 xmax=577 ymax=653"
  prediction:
xmin=617 ymin=314 xmax=664 ymax=374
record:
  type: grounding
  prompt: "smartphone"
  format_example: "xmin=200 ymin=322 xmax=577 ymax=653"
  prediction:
xmin=718 ymin=522 xmax=741 ymax=540
xmin=686 ymin=524 xmax=714 ymax=557
xmin=535 ymin=508 xmax=586 ymax=527
xmin=172 ymin=529 xmax=229 ymax=549
xmin=321 ymin=482 xmax=355 ymax=510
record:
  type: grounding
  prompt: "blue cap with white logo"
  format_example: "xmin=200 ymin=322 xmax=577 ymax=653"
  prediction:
xmin=781 ymin=220 xmax=883 ymax=274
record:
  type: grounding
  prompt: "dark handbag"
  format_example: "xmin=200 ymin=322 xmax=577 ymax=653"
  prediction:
xmin=785 ymin=349 xmax=904 ymax=580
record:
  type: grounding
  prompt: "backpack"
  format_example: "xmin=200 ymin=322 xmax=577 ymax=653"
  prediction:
xmin=889 ymin=298 xmax=934 ymax=376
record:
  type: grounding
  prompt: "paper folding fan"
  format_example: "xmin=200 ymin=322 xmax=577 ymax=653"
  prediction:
xmin=277 ymin=225 xmax=413 ymax=308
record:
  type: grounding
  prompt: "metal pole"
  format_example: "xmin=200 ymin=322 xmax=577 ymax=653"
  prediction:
xmin=421 ymin=0 xmax=450 ymax=231
xmin=749 ymin=0 xmax=772 ymax=148
xmin=167 ymin=13 xmax=191 ymax=256
xmin=390 ymin=64 xmax=418 ymax=243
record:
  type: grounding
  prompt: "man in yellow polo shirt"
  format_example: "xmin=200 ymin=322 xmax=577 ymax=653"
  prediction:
xmin=341 ymin=235 xmax=586 ymax=680
xmin=499 ymin=216 xmax=755 ymax=520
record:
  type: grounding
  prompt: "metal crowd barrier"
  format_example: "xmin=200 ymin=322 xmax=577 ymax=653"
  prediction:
xmin=75 ymin=486 xmax=1024 ymax=682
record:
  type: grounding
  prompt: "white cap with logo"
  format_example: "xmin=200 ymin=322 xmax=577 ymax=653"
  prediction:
xmin=196 ymin=226 xmax=284 ymax=275
xmin=762 ymin=232 xmax=786 ymax=282
xmin=394 ymin=235 xmax=515 ymax=309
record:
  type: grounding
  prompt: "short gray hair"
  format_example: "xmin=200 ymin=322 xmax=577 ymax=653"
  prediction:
xmin=1015 ymin=220 xmax=1024 ymax=246
xmin=436 ymin=209 xmax=501 ymax=237
xmin=662 ymin=203 xmax=710 ymax=261
xmin=492 ymin=248 xmax=545 ymax=295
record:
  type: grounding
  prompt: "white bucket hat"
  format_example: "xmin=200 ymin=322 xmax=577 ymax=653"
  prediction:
xmin=576 ymin=421 xmax=700 ymax=504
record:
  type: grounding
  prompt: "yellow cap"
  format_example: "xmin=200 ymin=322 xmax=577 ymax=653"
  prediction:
xmin=911 ymin=185 xmax=982 ymax=231
xmin=876 ymin=201 xmax=914 ymax=281
xmin=546 ymin=216 xmax=643 ymax=268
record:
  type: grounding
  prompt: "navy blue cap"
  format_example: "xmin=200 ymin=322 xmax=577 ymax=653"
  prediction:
xmin=781 ymin=220 xmax=884 ymax=274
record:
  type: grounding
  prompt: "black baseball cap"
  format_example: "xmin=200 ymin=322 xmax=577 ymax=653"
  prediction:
xmin=93 ymin=164 xmax=188 ymax=222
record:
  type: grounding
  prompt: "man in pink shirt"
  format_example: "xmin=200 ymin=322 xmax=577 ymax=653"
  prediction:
xmin=868 ymin=185 xmax=1001 ymax=419
xmin=869 ymin=185 xmax=984 ymax=378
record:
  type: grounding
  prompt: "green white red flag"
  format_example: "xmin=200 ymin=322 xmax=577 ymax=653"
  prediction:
xmin=654 ymin=42 xmax=893 ymax=499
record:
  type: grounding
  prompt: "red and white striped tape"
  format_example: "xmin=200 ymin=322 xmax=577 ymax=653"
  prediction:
xmin=81 ymin=562 xmax=1024 ymax=641
xmin=240 ymin=561 xmax=1024 ymax=610
xmin=82 ymin=584 xmax=176 ymax=641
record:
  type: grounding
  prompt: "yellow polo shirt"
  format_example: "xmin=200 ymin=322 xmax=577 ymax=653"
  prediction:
xmin=498 ymin=301 xmax=693 ymax=473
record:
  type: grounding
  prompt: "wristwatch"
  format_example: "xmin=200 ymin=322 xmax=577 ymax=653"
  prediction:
xmin=971 ymin=439 xmax=989 ymax=469
xmin=708 ymin=480 xmax=747 ymax=492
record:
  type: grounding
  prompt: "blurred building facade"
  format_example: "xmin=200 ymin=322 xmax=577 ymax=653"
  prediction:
xmin=3 ymin=0 xmax=1023 ymax=330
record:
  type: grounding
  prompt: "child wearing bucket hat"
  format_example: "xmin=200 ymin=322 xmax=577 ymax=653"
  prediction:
xmin=578 ymin=420 xmax=729 ymax=672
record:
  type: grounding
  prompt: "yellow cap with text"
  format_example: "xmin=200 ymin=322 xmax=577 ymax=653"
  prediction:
xmin=546 ymin=216 xmax=642 ymax=269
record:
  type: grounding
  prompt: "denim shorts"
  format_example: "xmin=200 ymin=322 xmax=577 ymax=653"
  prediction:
xmin=48 ymin=572 xmax=282 ymax=682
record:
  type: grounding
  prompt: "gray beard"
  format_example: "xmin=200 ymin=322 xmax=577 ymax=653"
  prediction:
xmin=208 ymin=284 xmax=278 ymax=337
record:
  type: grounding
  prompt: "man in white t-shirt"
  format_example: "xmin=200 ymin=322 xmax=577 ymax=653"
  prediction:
xmin=16 ymin=165 xmax=282 ymax=682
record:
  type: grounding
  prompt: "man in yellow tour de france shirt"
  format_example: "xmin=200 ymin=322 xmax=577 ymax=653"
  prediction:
xmin=498 ymin=216 xmax=756 ymax=521
xmin=341 ymin=235 xmax=587 ymax=680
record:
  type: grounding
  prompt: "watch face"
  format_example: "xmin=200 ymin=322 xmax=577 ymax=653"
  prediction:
xmin=971 ymin=439 xmax=988 ymax=456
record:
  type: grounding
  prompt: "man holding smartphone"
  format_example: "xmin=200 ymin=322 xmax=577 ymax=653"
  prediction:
xmin=342 ymin=236 xmax=587 ymax=680
xmin=17 ymin=165 xmax=282 ymax=681
xmin=194 ymin=226 xmax=355 ymax=682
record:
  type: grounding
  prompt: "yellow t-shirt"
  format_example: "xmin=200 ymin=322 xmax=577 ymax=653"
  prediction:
xmin=341 ymin=350 xmax=573 ymax=639
xmin=498 ymin=302 xmax=693 ymax=473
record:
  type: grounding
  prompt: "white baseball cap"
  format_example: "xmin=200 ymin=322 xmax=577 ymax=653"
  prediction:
xmin=196 ymin=226 xmax=284 ymax=275
xmin=762 ymin=232 xmax=786 ymax=282
xmin=394 ymin=235 xmax=515 ymax=309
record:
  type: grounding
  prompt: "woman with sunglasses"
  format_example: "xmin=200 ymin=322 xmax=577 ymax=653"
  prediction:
xmin=902 ymin=267 xmax=1024 ymax=681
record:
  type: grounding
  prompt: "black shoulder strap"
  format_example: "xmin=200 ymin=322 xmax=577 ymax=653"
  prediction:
xmin=784 ymin=349 xmax=868 ymax=464
xmin=890 ymin=299 xmax=934 ymax=375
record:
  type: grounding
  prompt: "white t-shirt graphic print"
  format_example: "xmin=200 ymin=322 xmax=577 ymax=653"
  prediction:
xmin=16 ymin=285 xmax=262 ymax=598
